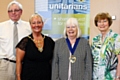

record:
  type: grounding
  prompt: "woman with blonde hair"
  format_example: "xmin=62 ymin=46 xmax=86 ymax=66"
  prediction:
xmin=16 ymin=13 xmax=55 ymax=80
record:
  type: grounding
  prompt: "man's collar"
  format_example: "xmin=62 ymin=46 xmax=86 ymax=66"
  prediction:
xmin=9 ymin=19 xmax=21 ymax=24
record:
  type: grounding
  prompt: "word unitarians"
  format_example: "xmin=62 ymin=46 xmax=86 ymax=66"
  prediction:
xmin=49 ymin=3 xmax=88 ymax=10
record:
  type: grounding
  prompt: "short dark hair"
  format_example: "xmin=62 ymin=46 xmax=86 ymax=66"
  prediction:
xmin=94 ymin=12 xmax=112 ymax=27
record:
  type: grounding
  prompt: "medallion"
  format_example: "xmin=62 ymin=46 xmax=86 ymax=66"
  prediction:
xmin=69 ymin=55 xmax=76 ymax=63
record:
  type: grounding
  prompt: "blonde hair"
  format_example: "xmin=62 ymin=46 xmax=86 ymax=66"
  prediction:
xmin=63 ymin=18 xmax=81 ymax=38
xmin=29 ymin=13 xmax=43 ymax=24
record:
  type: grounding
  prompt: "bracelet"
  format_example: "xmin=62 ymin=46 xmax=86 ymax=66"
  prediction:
xmin=116 ymin=76 xmax=120 ymax=79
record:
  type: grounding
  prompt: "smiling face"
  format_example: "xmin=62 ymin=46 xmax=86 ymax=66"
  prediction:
xmin=64 ymin=18 xmax=81 ymax=39
xmin=97 ymin=19 xmax=109 ymax=32
xmin=8 ymin=4 xmax=22 ymax=22
xmin=30 ymin=16 xmax=43 ymax=34
xmin=94 ymin=12 xmax=112 ymax=33
xmin=66 ymin=24 xmax=78 ymax=39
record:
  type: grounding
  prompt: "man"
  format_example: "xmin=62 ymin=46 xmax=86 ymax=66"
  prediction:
xmin=0 ymin=1 xmax=31 ymax=80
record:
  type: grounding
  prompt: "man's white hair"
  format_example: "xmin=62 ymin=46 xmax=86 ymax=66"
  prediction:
xmin=7 ymin=1 xmax=22 ymax=10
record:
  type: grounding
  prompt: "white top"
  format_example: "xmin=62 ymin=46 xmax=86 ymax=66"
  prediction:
xmin=68 ymin=53 xmax=72 ymax=80
xmin=0 ymin=19 xmax=31 ymax=60
xmin=68 ymin=44 xmax=74 ymax=80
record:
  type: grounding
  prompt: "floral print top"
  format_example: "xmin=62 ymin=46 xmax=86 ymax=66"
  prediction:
xmin=91 ymin=29 xmax=120 ymax=80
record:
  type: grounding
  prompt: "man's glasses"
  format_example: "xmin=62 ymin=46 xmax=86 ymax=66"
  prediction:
xmin=8 ymin=9 xmax=21 ymax=13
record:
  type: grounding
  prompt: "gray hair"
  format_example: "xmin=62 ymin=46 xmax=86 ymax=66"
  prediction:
xmin=7 ymin=1 xmax=23 ymax=10
xmin=63 ymin=18 xmax=81 ymax=38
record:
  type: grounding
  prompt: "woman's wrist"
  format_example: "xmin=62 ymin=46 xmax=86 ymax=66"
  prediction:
xmin=115 ymin=79 xmax=120 ymax=80
xmin=115 ymin=76 xmax=120 ymax=80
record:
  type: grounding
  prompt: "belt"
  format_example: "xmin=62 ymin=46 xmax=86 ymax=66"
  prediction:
xmin=3 ymin=58 xmax=16 ymax=63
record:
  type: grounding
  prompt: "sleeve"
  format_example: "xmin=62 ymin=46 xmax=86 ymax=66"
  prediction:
xmin=114 ymin=35 xmax=120 ymax=55
xmin=16 ymin=37 xmax=29 ymax=51
xmin=52 ymin=40 xmax=59 ymax=80
xmin=90 ymin=39 xmax=94 ymax=50
xmin=48 ymin=36 xmax=55 ymax=50
xmin=84 ymin=40 xmax=92 ymax=80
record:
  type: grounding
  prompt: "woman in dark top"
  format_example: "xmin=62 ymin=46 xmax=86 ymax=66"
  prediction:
xmin=16 ymin=13 xmax=55 ymax=80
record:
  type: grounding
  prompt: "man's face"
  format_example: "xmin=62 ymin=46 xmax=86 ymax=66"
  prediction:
xmin=8 ymin=4 xmax=22 ymax=22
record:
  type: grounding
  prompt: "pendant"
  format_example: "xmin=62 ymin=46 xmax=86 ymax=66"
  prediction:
xmin=69 ymin=55 xmax=76 ymax=63
xmin=38 ymin=47 xmax=43 ymax=52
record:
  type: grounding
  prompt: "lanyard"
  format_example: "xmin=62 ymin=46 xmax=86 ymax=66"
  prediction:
xmin=66 ymin=38 xmax=80 ymax=55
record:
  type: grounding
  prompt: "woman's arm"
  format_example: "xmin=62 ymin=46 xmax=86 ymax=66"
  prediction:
xmin=115 ymin=55 xmax=120 ymax=80
xmin=16 ymin=48 xmax=25 ymax=80
xmin=114 ymin=35 xmax=120 ymax=80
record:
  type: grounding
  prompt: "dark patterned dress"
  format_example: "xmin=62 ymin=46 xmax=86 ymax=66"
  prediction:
xmin=16 ymin=34 xmax=55 ymax=80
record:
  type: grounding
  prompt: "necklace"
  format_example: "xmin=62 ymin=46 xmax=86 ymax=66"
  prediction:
xmin=33 ymin=39 xmax=43 ymax=52
xmin=28 ymin=35 xmax=45 ymax=52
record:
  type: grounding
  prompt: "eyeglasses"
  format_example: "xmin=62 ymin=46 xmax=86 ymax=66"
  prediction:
xmin=8 ymin=9 xmax=21 ymax=13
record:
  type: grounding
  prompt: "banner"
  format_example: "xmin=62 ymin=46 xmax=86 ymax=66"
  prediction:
xmin=35 ymin=0 xmax=90 ymax=40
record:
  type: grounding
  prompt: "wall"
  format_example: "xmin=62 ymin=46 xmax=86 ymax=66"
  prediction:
xmin=0 ymin=0 xmax=120 ymax=43
xmin=0 ymin=0 xmax=34 ymax=22
xmin=90 ymin=0 xmax=120 ymax=43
